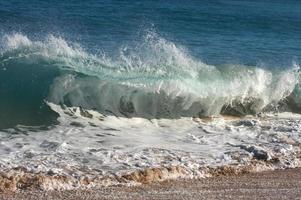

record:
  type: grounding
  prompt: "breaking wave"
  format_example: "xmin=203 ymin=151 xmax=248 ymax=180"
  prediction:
xmin=0 ymin=32 xmax=301 ymax=127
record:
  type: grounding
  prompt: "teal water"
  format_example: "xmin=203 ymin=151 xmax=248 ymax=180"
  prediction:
xmin=0 ymin=0 xmax=301 ymax=128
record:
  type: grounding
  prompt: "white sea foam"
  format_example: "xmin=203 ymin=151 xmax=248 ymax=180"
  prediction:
xmin=1 ymin=33 xmax=300 ymax=118
xmin=1 ymin=33 xmax=301 ymax=189
xmin=0 ymin=104 xmax=301 ymax=185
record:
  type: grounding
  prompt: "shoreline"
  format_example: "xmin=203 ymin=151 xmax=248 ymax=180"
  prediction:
xmin=0 ymin=159 xmax=286 ymax=192
xmin=1 ymin=168 xmax=301 ymax=200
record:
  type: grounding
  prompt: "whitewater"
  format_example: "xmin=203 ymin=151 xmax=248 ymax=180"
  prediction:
xmin=0 ymin=32 xmax=301 ymax=190
xmin=1 ymin=33 xmax=301 ymax=124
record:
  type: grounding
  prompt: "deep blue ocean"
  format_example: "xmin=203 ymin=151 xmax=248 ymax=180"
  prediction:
xmin=1 ymin=0 xmax=301 ymax=128
xmin=1 ymin=0 xmax=301 ymax=65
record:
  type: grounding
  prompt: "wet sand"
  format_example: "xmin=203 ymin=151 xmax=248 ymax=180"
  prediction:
xmin=1 ymin=168 xmax=301 ymax=200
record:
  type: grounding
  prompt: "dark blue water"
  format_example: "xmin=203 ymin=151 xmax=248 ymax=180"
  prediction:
xmin=1 ymin=0 xmax=301 ymax=128
xmin=1 ymin=0 xmax=300 ymax=66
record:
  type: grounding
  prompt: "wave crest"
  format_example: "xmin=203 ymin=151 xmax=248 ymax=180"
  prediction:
xmin=1 ymin=33 xmax=301 ymax=121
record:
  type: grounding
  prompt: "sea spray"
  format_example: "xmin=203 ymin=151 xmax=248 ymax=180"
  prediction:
xmin=0 ymin=33 xmax=300 ymax=126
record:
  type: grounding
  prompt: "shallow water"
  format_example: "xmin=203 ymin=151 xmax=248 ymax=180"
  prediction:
xmin=0 ymin=0 xmax=301 ymax=189
xmin=1 ymin=105 xmax=301 ymax=185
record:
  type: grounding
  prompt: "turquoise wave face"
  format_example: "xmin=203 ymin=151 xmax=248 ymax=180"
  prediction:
xmin=0 ymin=33 xmax=300 ymax=128
xmin=1 ymin=1 xmax=301 ymax=128
xmin=0 ymin=59 xmax=59 ymax=129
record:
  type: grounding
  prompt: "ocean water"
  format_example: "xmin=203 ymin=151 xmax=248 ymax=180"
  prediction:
xmin=1 ymin=0 xmax=301 ymax=189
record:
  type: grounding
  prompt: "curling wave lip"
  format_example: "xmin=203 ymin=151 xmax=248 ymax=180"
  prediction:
xmin=0 ymin=33 xmax=301 ymax=127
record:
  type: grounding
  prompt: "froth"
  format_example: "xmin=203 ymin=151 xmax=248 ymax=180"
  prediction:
xmin=3 ymin=33 xmax=32 ymax=49
xmin=1 ymin=33 xmax=301 ymax=117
